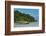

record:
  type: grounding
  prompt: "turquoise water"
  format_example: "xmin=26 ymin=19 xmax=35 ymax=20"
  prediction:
xmin=14 ymin=22 xmax=39 ymax=27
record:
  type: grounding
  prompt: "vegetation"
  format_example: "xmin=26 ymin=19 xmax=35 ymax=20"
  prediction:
xmin=14 ymin=10 xmax=37 ymax=24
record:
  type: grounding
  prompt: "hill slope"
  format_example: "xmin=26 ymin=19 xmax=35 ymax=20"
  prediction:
xmin=14 ymin=10 xmax=37 ymax=23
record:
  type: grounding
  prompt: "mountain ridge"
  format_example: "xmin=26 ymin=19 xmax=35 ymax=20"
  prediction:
xmin=14 ymin=10 xmax=37 ymax=23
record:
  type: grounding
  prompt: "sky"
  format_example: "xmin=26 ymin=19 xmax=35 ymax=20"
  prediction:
xmin=14 ymin=8 xmax=39 ymax=20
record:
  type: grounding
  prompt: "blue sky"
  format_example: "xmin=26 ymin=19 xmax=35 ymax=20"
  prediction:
xmin=14 ymin=8 xmax=39 ymax=20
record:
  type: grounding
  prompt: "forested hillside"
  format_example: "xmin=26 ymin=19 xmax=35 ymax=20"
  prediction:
xmin=14 ymin=10 xmax=37 ymax=23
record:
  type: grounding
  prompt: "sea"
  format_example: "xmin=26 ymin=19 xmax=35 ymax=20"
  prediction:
xmin=14 ymin=22 xmax=39 ymax=27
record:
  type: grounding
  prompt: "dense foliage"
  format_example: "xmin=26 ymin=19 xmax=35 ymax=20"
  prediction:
xmin=14 ymin=10 xmax=37 ymax=23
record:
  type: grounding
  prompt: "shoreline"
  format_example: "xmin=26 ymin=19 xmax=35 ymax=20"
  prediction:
xmin=14 ymin=21 xmax=38 ymax=24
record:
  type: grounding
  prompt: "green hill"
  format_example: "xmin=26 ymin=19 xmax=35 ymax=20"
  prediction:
xmin=14 ymin=10 xmax=37 ymax=24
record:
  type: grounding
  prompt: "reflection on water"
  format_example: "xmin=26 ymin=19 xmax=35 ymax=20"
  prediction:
xmin=14 ymin=22 xmax=39 ymax=27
